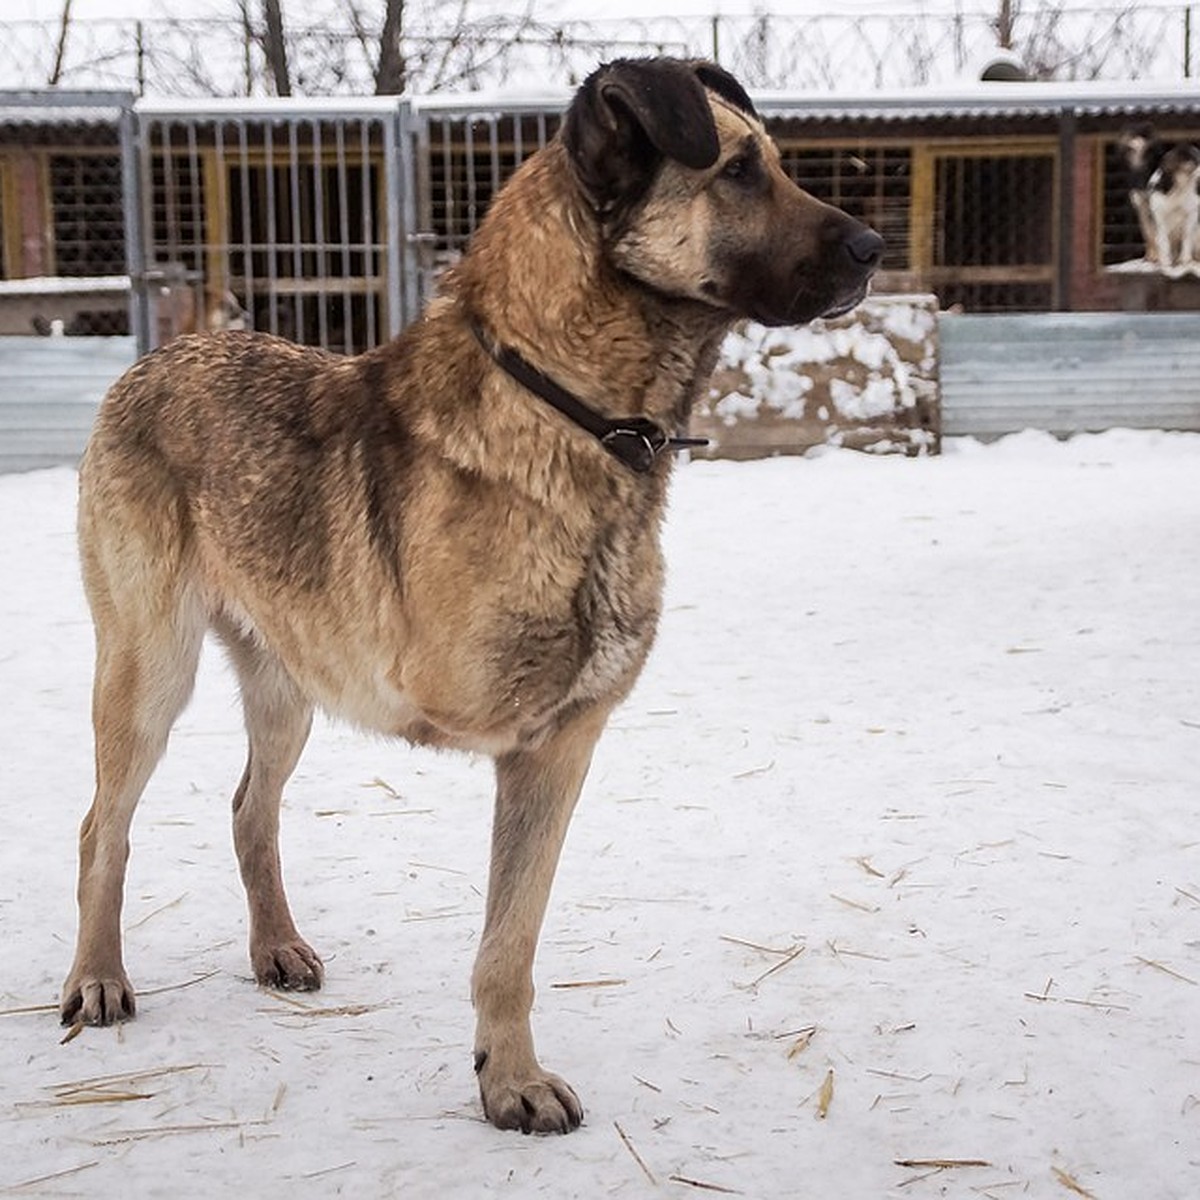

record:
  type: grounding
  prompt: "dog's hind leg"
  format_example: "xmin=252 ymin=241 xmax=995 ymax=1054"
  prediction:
xmin=472 ymin=704 xmax=610 ymax=1133
xmin=62 ymin=487 xmax=205 ymax=1025
xmin=216 ymin=622 xmax=322 ymax=991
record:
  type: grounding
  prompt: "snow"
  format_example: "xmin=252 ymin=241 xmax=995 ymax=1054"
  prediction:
xmin=704 ymin=300 xmax=938 ymax=454
xmin=0 ymin=276 xmax=130 ymax=297
xmin=2 ymin=429 xmax=1199 ymax=1198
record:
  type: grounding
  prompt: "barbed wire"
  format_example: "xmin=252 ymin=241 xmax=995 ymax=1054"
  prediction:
xmin=0 ymin=5 xmax=1193 ymax=98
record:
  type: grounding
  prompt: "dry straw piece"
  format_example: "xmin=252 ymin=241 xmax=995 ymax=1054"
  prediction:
xmin=894 ymin=1158 xmax=990 ymax=1169
xmin=667 ymin=1175 xmax=741 ymax=1194
xmin=1052 ymin=1166 xmax=1100 ymax=1198
xmin=613 ymin=1121 xmax=656 ymax=1185
xmin=815 ymin=1068 xmax=835 ymax=1119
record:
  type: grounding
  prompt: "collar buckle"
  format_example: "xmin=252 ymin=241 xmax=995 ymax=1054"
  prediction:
xmin=601 ymin=420 xmax=667 ymax=474
xmin=471 ymin=319 xmax=710 ymax=475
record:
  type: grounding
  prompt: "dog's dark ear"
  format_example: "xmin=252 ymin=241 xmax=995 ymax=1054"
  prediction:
xmin=692 ymin=62 xmax=758 ymax=121
xmin=563 ymin=58 xmax=726 ymax=215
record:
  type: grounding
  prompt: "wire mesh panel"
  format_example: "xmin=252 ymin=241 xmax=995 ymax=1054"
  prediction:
xmin=931 ymin=150 xmax=1056 ymax=311
xmin=141 ymin=104 xmax=398 ymax=354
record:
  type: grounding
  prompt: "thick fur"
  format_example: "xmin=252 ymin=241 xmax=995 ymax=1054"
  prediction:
xmin=62 ymin=58 xmax=881 ymax=1134
xmin=1119 ymin=125 xmax=1200 ymax=268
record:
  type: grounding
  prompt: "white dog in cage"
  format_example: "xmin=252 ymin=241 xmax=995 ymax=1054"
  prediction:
xmin=1120 ymin=126 xmax=1200 ymax=269
xmin=1145 ymin=143 xmax=1200 ymax=268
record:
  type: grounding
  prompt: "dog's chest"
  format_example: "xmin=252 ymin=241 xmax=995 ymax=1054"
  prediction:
xmin=565 ymin=522 xmax=662 ymax=707
xmin=1150 ymin=180 xmax=1200 ymax=222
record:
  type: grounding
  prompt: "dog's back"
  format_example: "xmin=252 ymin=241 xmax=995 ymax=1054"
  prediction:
xmin=82 ymin=328 xmax=454 ymax=737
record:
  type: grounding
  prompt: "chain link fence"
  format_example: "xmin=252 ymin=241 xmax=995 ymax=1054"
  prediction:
xmin=0 ymin=5 xmax=1194 ymax=97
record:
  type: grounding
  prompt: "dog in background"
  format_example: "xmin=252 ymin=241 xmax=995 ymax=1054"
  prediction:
xmin=61 ymin=58 xmax=882 ymax=1134
xmin=1118 ymin=124 xmax=1200 ymax=268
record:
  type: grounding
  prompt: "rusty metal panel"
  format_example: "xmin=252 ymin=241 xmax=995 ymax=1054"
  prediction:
xmin=940 ymin=311 xmax=1200 ymax=437
xmin=0 ymin=336 xmax=134 ymax=473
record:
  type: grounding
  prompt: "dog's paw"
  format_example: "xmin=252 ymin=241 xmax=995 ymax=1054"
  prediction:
xmin=60 ymin=972 xmax=136 ymax=1026
xmin=252 ymin=940 xmax=324 ymax=991
xmin=476 ymin=1054 xmax=583 ymax=1134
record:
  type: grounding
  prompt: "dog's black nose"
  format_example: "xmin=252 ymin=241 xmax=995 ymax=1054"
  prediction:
xmin=846 ymin=228 xmax=885 ymax=269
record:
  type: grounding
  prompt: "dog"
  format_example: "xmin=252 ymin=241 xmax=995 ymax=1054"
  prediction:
xmin=1118 ymin=124 xmax=1200 ymax=268
xmin=61 ymin=58 xmax=882 ymax=1133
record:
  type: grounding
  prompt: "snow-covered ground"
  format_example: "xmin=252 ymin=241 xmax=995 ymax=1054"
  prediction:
xmin=1 ymin=430 xmax=1198 ymax=1199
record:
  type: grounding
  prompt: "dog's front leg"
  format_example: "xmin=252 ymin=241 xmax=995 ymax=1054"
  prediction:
xmin=1132 ymin=191 xmax=1159 ymax=264
xmin=472 ymin=704 xmax=609 ymax=1133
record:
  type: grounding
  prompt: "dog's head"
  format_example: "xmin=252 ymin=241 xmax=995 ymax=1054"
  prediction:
xmin=1118 ymin=122 xmax=1159 ymax=183
xmin=1149 ymin=142 xmax=1200 ymax=194
xmin=562 ymin=57 xmax=883 ymax=327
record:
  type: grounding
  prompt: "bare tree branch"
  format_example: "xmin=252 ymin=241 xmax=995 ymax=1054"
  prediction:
xmin=48 ymin=0 xmax=73 ymax=85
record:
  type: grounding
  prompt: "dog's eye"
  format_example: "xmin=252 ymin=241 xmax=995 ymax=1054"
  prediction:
xmin=721 ymin=156 xmax=752 ymax=181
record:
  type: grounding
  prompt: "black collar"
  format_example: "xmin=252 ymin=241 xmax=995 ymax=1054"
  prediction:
xmin=470 ymin=320 xmax=708 ymax=474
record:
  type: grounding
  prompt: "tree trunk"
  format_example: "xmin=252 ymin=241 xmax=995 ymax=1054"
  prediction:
xmin=375 ymin=0 xmax=407 ymax=94
xmin=994 ymin=0 xmax=1019 ymax=50
xmin=262 ymin=0 xmax=292 ymax=97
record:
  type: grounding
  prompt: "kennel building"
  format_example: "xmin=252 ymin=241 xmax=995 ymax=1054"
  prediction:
xmin=2 ymin=79 xmax=1200 ymax=353
xmin=1 ymin=79 xmax=1198 ymax=468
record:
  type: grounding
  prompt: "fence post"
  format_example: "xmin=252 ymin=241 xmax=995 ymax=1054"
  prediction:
xmin=386 ymin=100 xmax=422 ymax=336
xmin=1056 ymin=108 xmax=1076 ymax=312
xmin=119 ymin=97 xmax=152 ymax=356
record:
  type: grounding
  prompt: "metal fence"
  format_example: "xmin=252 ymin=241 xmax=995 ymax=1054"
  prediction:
xmin=4 ymin=86 xmax=1200 ymax=355
xmin=940 ymin=311 xmax=1200 ymax=436
xmin=5 ymin=86 xmax=1200 ymax=472
xmin=140 ymin=98 xmax=411 ymax=354
xmin=135 ymin=97 xmax=564 ymax=355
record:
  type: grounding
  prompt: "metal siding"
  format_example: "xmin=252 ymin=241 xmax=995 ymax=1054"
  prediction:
xmin=0 ymin=337 xmax=135 ymax=473
xmin=940 ymin=312 xmax=1200 ymax=438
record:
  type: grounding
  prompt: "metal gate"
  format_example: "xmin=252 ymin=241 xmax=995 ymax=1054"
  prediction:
xmin=133 ymin=94 xmax=569 ymax=357
xmin=135 ymin=97 xmax=417 ymax=355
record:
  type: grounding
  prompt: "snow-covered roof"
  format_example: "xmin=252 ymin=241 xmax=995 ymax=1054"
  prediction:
xmin=754 ymin=78 xmax=1200 ymax=122
xmin=137 ymin=94 xmax=406 ymax=121
xmin=4 ymin=79 xmax=1199 ymax=128
xmin=0 ymin=89 xmax=133 ymax=127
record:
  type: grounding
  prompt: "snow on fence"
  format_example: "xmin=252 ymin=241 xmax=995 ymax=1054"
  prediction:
xmin=696 ymin=295 xmax=941 ymax=457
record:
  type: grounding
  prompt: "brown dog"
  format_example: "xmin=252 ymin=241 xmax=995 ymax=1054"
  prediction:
xmin=62 ymin=58 xmax=881 ymax=1133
